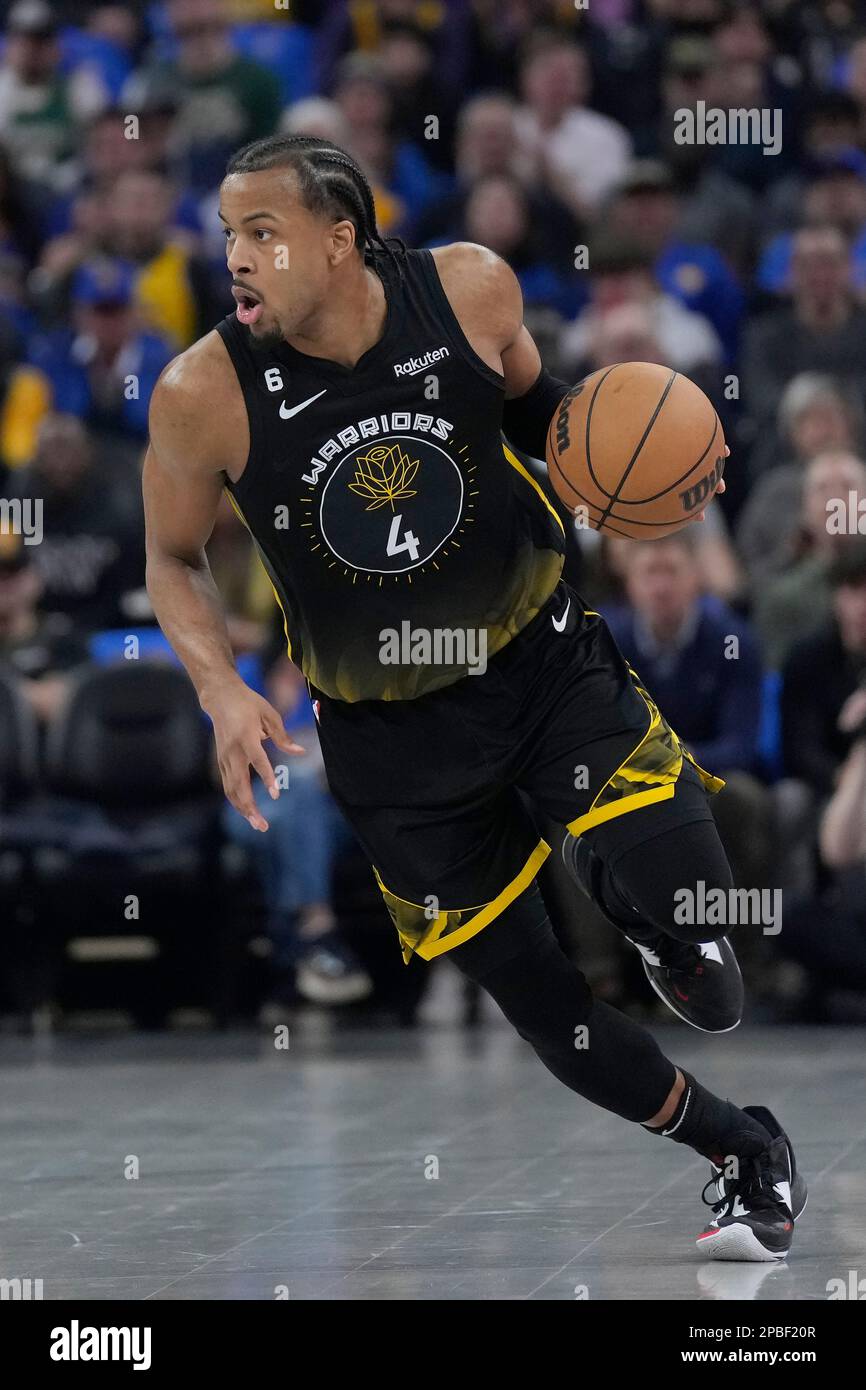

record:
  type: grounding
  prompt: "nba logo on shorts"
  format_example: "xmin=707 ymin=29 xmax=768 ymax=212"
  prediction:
xmin=312 ymin=699 xmax=321 ymax=722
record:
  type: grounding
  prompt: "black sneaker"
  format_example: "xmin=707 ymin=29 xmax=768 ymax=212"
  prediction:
xmin=709 ymin=1106 xmax=808 ymax=1219
xmin=697 ymin=1107 xmax=807 ymax=1261
xmin=561 ymin=833 xmax=743 ymax=1033
xmin=295 ymin=931 xmax=374 ymax=1006
xmin=635 ymin=933 xmax=743 ymax=1034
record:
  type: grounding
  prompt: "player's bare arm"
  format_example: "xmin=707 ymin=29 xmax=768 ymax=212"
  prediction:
xmin=143 ymin=338 xmax=303 ymax=833
xmin=430 ymin=241 xmax=542 ymax=396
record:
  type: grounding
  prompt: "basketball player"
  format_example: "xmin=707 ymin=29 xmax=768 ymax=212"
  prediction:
xmin=143 ymin=136 xmax=805 ymax=1261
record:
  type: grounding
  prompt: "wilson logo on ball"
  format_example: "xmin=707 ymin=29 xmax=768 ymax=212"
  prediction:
xmin=678 ymin=454 xmax=725 ymax=513
xmin=555 ymin=383 xmax=584 ymax=455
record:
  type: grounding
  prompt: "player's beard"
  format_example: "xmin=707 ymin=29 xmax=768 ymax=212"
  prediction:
xmin=247 ymin=313 xmax=285 ymax=354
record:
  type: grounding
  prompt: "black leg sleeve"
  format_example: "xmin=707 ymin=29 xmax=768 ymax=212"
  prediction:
xmin=448 ymin=885 xmax=678 ymax=1123
xmin=585 ymin=764 xmax=735 ymax=945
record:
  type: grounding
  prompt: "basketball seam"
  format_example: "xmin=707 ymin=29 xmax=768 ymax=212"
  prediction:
xmin=598 ymin=369 xmax=678 ymax=524
xmin=584 ymin=365 xmax=621 ymax=500
xmin=612 ymin=410 xmax=719 ymax=505
xmin=561 ymin=486 xmax=711 ymax=533
xmin=561 ymin=478 xmax=705 ymax=531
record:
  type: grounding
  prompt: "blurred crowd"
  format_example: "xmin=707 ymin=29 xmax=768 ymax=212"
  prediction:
xmin=2 ymin=0 xmax=866 ymax=1026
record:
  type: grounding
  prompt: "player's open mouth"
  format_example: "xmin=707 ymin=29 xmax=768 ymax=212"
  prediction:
xmin=232 ymin=287 xmax=264 ymax=325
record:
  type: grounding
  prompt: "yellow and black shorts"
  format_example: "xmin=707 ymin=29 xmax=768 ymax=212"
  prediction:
xmin=312 ymin=581 xmax=723 ymax=964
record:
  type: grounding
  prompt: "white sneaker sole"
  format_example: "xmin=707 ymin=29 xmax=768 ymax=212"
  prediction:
xmin=696 ymin=1221 xmax=790 ymax=1262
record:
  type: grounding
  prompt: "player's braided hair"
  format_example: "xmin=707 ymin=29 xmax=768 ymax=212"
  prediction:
xmin=224 ymin=134 xmax=406 ymax=276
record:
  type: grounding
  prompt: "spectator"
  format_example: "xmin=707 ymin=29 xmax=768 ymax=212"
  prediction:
xmin=467 ymin=0 xmax=586 ymax=93
xmin=280 ymin=95 xmax=350 ymax=146
xmin=606 ymin=531 xmax=763 ymax=779
xmin=85 ymin=5 xmax=147 ymax=62
xmin=783 ymin=0 xmax=861 ymax=88
xmin=332 ymin=53 xmax=451 ymax=238
xmin=7 ymin=411 xmax=146 ymax=632
xmin=704 ymin=5 xmax=802 ymax=191
xmin=316 ymin=0 xmax=473 ymax=96
xmin=757 ymin=155 xmax=866 ymax=297
xmin=0 ymin=525 xmax=87 ymax=723
xmin=559 ymin=239 xmax=722 ymax=387
xmin=760 ymin=93 xmax=865 ymax=239
xmin=604 ymin=160 xmax=745 ymax=365
xmin=376 ymin=17 xmax=457 ymax=172
xmin=39 ymin=102 xmax=199 ymax=245
xmin=102 ymin=168 xmax=224 ymax=348
xmin=26 ymin=179 xmax=111 ymax=331
xmin=0 ymin=0 xmax=107 ymax=188
xmin=134 ymin=0 xmax=283 ymax=195
xmin=580 ymin=3 xmax=665 ymax=153
xmin=741 ymin=226 xmax=866 ymax=430
xmin=3 ymin=257 xmax=175 ymax=473
xmin=429 ymin=173 xmax=584 ymax=321
xmin=654 ymin=34 xmax=757 ymax=273
xmin=737 ymin=375 xmax=865 ymax=583
xmin=780 ymin=686 xmax=866 ymax=1016
xmin=32 ymin=165 xmax=222 ymax=346
xmin=845 ymin=34 xmax=866 ymax=133
xmin=514 ymin=32 xmax=632 ymax=219
xmin=0 ymin=139 xmax=49 ymax=277
xmin=413 ymin=92 xmax=580 ymax=273
xmin=604 ymin=528 xmax=771 ymax=899
xmin=745 ymin=369 xmax=863 ymax=486
xmin=819 ymin=688 xmax=866 ymax=871
xmin=781 ymin=540 xmax=866 ymax=799
xmin=754 ymin=452 xmax=866 ymax=670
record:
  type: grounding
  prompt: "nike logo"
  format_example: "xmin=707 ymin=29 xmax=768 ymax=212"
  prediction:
xmin=552 ymin=598 xmax=571 ymax=632
xmin=279 ymin=389 xmax=327 ymax=419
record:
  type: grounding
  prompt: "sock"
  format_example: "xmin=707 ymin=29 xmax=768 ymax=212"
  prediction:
xmin=642 ymin=1070 xmax=771 ymax=1164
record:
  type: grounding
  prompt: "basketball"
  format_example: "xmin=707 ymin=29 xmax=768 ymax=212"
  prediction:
xmin=546 ymin=361 xmax=726 ymax=539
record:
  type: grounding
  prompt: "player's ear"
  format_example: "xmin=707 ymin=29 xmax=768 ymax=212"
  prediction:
xmin=328 ymin=218 xmax=357 ymax=267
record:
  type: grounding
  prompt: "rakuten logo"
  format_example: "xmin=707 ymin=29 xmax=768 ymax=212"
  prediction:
xmin=393 ymin=347 xmax=450 ymax=377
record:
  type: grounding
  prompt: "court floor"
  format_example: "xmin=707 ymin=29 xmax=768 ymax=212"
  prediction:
xmin=1 ymin=1009 xmax=862 ymax=1301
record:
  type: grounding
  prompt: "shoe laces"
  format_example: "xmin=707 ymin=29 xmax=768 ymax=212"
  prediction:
xmin=701 ymin=1151 xmax=781 ymax=1217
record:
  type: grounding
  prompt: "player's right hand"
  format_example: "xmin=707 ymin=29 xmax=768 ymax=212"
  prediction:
xmin=204 ymin=681 xmax=305 ymax=831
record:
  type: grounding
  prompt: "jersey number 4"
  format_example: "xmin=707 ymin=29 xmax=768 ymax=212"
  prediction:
xmin=386 ymin=513 xmax=420 ymax=562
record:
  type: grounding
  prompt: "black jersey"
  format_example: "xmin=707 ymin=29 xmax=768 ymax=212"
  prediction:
xmin=216 ymin=247 xmax=565 ymax=702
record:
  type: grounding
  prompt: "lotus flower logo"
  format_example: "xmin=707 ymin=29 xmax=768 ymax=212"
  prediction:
xmin=348 ymin=443 xmax=420 ymax=512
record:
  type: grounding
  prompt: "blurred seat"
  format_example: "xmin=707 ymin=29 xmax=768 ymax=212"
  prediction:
xmin=27 ymin=661 xmax=232 ymax=1027
xmin=0 ymin=667 xmax=41 ymax=1018
xmin=0 ymin=664 xmax=39 ymax=807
